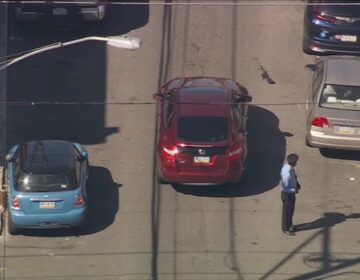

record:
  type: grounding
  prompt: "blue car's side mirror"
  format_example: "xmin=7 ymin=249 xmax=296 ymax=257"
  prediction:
xmin=73 ymin=143 xmax=88 ymax=161
xmin=5 ymin=154 xmax=14 ymax=162
xmin=76 ymin=151 xmax=88 ymax=162
xmin=81 ymin=150 xmax=88 ymax=160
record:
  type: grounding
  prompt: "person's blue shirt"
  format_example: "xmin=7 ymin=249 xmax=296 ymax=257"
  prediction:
xmin=280 ymin=163 xmax=297 ymax=193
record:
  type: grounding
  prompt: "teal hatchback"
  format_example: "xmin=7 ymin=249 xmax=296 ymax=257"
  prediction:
xmin=5 ymin=140 xmax=89 ymax=235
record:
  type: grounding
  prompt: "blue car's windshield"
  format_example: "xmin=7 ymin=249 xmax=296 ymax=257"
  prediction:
xmin=15 ymin=171 xmax=78 ymax=192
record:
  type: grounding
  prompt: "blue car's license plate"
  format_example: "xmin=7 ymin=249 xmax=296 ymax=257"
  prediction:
xmin=40 ymin=201 xmax=55 ymax=209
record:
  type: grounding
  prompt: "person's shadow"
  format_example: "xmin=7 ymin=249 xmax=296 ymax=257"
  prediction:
xmin=295 ymin=212 xmax=360 ymax=232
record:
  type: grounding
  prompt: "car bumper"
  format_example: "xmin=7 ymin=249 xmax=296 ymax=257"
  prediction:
xmin=306 ymin=37 xmax=360 ymax=55
xmin=9 ymin=207 xmax=86 ymax=229
xmin=159 ymin=162 xmax=243 ymax=184
xmin=14 ymin=5 xmax=106 ymax=22
xmin=307 ymin=131 xmax=360 ymax=150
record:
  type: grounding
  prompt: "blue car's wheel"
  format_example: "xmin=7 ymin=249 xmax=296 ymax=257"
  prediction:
xmin=75 ymin=211 xmax=88 ymax=234
xmin=7 ymin=212 xmax=19 ymax=235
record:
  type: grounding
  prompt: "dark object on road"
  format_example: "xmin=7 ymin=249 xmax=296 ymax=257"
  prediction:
xmin=260 ymin=65 xmax=276 ymax=85
xmin=154 ymin=76 xmax=252 ymax=185
xmin=303 ymin=0 xmax=360 ymax=55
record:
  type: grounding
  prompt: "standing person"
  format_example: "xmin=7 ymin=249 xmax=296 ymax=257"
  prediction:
xmin=280 ymin=154 xmax=300 ymax=236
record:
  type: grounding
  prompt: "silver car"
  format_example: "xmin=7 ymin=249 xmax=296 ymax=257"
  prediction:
xmin=305 ymin=56 xmax=360 ymax=150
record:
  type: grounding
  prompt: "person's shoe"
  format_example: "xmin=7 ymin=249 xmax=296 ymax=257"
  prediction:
xmin=289 ymin=226 xmax=296 ymax=232
xmin=284 ymin=230 xmax=295 ymax=236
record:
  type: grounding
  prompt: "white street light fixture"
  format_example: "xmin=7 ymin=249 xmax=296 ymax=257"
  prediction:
xmin=0 ymin=35 xmax=142 ymax=71
xmin=106 ymin=36 xmax=141 ymax=50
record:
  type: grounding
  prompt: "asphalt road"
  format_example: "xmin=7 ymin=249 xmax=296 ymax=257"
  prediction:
xmin=1 ymin=2 xmax=360 ymax=280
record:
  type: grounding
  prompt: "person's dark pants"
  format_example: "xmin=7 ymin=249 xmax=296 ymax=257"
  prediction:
xmin=281 ymin=192 xmax=296 ymax=232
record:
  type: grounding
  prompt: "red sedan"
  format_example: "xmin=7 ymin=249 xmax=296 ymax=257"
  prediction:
xmin=154 ymin=77 xmax=252 ymax=185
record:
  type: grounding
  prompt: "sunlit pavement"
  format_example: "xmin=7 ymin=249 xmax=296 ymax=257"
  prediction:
xmin=0 ymin=2 xmax=359 ymax=280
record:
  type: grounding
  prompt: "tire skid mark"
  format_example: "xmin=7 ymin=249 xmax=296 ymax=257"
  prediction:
xmin=224 ymin=4 xmax=245 ymax=280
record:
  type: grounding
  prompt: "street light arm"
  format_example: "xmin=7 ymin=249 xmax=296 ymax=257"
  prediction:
xmin=61 ymin=36 xmax=109 ymax=47
xmin=0 ymin=42 xmax=63 ymax=71
xmin=0 ymin=36 xmax=141 ymax=71
xmin=0 ymin=37 xmax=107 ymax=71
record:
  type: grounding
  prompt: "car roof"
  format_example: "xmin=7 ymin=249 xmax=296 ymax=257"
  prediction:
xmin=325 ymin=56 xmax=360 ymax=86
xmin=19 ymin=140 xmax=74 ymax=175
xmin=176 ymin=86 xmax=231 ymax=117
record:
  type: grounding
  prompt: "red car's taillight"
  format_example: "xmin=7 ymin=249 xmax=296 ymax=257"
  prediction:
xmin=228 ymin=145 xmax=243 ymax=160
xmin=11 ymin=196 xmax=21 ymax=210
xmin=75 ymin=194 xmax=85 ymax=207
xmin=162 ymin=146 xmax=178 ymax=160
xmin=312 ymin=116 xmax=330 ymax=128
xmin=315 ymin=11 xmax=337 ymax=23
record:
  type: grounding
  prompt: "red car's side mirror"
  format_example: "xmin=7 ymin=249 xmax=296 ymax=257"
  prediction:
xmin=153 ymin=93 xmax=163 ymax=101
xmin=236 ymin=95 xmax=252 ymax=103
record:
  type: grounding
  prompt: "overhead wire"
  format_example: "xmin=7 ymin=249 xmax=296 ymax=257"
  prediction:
xmin=0 ymin=1 xmax=360 ymax=5
xmin=1 ymin=101 xmax=326 ymax=106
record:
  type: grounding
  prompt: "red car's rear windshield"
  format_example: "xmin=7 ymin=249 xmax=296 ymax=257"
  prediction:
xmin=177 ymin=116 xmax=228 ymax=142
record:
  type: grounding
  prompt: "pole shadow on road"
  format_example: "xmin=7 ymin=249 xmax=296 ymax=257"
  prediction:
xmin=150 ymin=2 xmax=173 ymax=279
xmin=173 ymin=106 xmax=286 ymax=197
xmin=294 ymin=212 xmax=360 ymax=232
xmin=19 ymin=165 xmax=120 ymax=237
xmin=261 ymin=212 xmax=360 ymax=280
